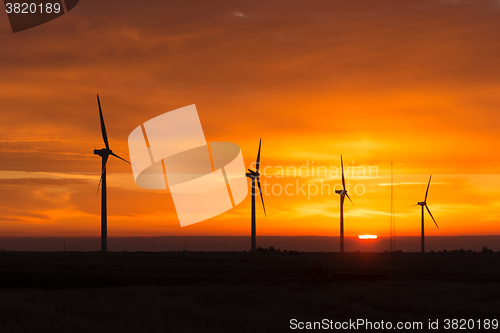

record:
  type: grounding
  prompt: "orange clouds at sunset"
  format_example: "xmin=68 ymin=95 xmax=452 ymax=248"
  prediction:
xmin=1 ymin=0 xmax=500 ymax=239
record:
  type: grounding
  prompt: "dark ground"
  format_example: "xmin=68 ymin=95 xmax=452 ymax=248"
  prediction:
xmin=0 ymin=251 xmax=499 ymax=332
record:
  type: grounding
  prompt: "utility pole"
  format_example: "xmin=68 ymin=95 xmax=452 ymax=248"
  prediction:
xmin=390 ymin=163 xmax=396 ymax=252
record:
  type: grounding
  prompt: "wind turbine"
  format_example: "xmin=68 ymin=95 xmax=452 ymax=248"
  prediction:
xmin=245 ymin=139 xmax=266 ymax=252
xmin=416 ymin=175 xmax=439 ymax=253
xmin=94 ymin=94 xmax=130 ymax=253
xmin=335 ymin=155 xmax=353 ymax=253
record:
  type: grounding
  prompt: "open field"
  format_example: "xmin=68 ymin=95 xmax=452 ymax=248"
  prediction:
xmin=0 ymin=252 xmax=499 ymax=332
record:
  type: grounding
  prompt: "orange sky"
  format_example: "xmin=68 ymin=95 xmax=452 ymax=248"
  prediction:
xmin=1 ymin=0 xmax=500 ymax=238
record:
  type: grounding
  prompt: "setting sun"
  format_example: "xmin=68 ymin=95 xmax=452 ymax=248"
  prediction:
xmin=358 ymin=235 xmax=378 ymax=240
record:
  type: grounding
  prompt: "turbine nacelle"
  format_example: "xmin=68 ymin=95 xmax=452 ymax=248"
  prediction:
xmin=335 ymin=189 xmax=347 ymax=195
xmin=246 ymin=169 xmax=260 ymax=179
xmin=417 ymin=201 xmax=426 ymax=206
xmin=94 ymin=148 xmax=112 ymax=157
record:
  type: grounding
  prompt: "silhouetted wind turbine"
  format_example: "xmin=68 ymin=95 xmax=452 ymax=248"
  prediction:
xmin=245 ymin=139 xmax=266 ymax=252
xmin=94 ymin=94 xmax=130 ymax=253
xmin=416 ymin=175 xmax=439 ymax=253
xmin=335 ymin=155 xmax=353 ymax=253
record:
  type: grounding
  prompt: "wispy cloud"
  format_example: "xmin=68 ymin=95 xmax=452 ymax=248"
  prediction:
xmin=378 ymin=182 xmax=447 ymax=186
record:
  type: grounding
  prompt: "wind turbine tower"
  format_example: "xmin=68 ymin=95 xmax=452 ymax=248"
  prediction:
xmin=416 ymin=175 xmax=439 ymax=253
xmin=245 ymin=139 xmax=266 ymax=252
xmin=94 ymin=94 xmax=131 ymax=253
xmin=335 ymin=155 xmax=353 ymax=253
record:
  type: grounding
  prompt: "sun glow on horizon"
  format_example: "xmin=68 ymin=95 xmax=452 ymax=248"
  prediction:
xmin=358 ymin=235 xmax=378 ymax=240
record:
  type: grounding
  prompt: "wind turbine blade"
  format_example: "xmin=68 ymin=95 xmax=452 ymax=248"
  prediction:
xmin=425 ymin=204 xmax=439 ymax=229
xmin=341 ymin=155 xmax=346 ymax=190
xmin=96 ymin=173 xmax=103 ymax=195
xmin=96 ymin=155 xmax=109 ymax=195
xmin=257 ymin=177 xmax=266 ymax=216
xmin=97 ymin=94 xmax=110 ymax=150
xmin=110 ymin=152 xmax=131 ymax=164
xmin=346 ymin=193 xmax=354 ymax=205
xmin=256 ymin=139 xmax=262 ymax=173
xmin=424 ymin=175 xmax=432 ymax=202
